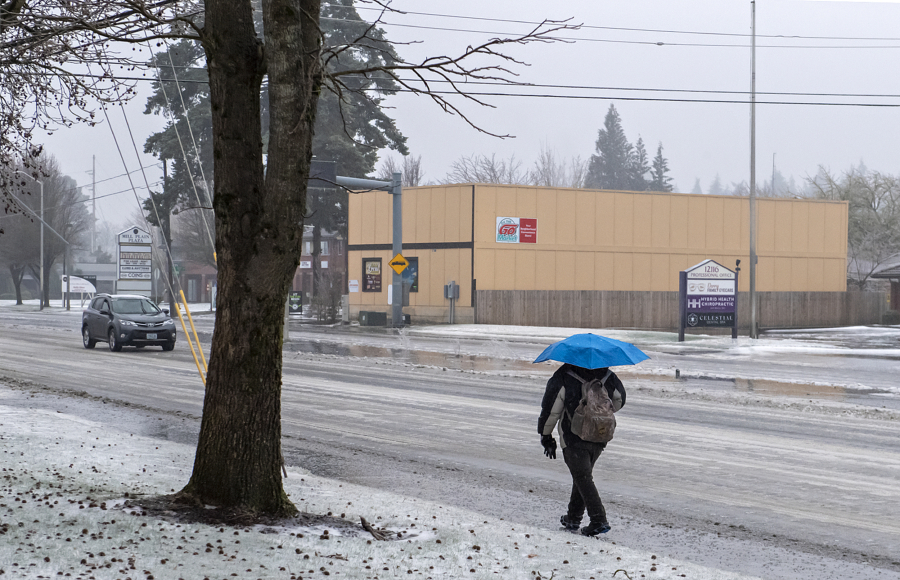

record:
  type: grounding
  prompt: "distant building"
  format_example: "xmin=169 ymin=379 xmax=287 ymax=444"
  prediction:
xmin=347 ymin=184 xmax=883 ymax=329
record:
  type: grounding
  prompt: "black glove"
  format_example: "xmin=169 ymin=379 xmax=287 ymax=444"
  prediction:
xmin=541 ymin=434 xmax=557 ymax=459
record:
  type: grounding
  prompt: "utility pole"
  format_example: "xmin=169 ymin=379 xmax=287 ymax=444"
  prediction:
xmin=91 ymin=155 xmax=96 ymax=253
xmin=749 ymin=0 xmax=758 ymax=339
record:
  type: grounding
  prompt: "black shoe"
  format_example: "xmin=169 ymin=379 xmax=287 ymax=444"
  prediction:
xmin=560 ymin=515 xmax=580 ymax=531
xmin=580 ymin=520 xmax=611 ymax=536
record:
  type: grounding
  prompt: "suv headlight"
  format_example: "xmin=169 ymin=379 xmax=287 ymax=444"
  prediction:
xmin=119 ymin=320 xmax=137 ymax=326
xmin=163 ymin=319 xmax=175 ymax=326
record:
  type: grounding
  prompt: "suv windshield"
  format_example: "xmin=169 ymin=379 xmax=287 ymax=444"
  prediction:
xmin=111 ymin=298 xmax=161 ymax=315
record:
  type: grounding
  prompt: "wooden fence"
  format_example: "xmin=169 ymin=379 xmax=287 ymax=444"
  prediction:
xmin=475 ymin=290 xmax=888 ymax=331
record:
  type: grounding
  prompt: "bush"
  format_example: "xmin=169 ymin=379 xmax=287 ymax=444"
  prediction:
xmin=310 ymin=268 xmax=343 ymax=324
xmin=882 ymin=310 xmax=900 ymax=325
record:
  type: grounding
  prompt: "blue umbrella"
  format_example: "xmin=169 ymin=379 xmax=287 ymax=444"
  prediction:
xmin=533 ymin=333 xmax=649 ymax=369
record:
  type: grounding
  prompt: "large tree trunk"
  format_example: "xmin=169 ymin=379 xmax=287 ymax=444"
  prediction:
xmin=179 ymin=0 xmax=321 ymax=515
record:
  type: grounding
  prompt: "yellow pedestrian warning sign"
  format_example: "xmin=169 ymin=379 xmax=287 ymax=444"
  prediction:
xmin=389 ymin=253 xmax=409 ymax=275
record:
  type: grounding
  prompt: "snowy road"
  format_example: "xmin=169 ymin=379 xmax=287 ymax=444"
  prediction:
xmin=1 ymin=307 xmax=899 ymax=579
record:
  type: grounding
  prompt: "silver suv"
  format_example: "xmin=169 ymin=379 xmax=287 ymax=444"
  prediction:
xmin=82 ymin=294 xmax=177 ymax=352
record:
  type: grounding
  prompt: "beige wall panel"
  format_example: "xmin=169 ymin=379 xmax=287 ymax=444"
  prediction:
xmin=670 ymin=195 xmax=689 ymax=249
xmin=722 ymin=198 xmax=743 ymax=251
xmin=651 ymin=254 xmax=670 ymax=291
xmin=348 ymin=196 xmax=362 ymax=244
xmin=517 ymin=187 xmax=538 ymax=219
xmin=426 ymin=249 xmax=444 ymax=305
xmin=808 ymin=258 xmax=824 ymax=290
xmin=791 ymin=201 xmax=809 ymax=253
xmin=574 ymin=251 xmax=596 ymax=290
xmin=555 ymin=251 xmax=577 ymax=290
xmin=536 ymin=192 xmax=558 ymax=245
xmin=359 ymin=194 xmax=379 ymax=244
xmin=495 ymin=186 xmax=518 ymax=215
xmin=824 ymin=258 xmax=846 ymax=291
xmin=534 ymin=250 xmax=557 ymax=290
xmin=427 ymin=190 xmax=447 ymax=243
xmin=791 ymin=257 xmax=809 ymax=291
xmin=823 ymin=205 xmax=846 ymax=256
xmin=405 ymin=189 xmax=420 ymax=244
xmin=633 ymin=253 xmax=652 ymax=289
xmin=633 ymin=195 xmax=653 ymax=247
xmin=475 ymin=248 xmax=496 ymax=290
xmin=556 ymin=190 xmax=577 ymax=246
xmin=614 ymin=193 xmax=634 ymax=247
xmin=774 ymin=202 xmax=792 ymax=253
xmin=444 ymin=248 xmax=460 ymax=298
xmin=808 ymin=202 xmax=826 ymax=256
xmin=460 ymin=249 xmax=473 ymax=305
xmin=651 ymin=195 xmax=671 ymax=249
xmin=758 ymin=200 xmax=776 ymax=254
xmin=774 ymin=257 xmax=793 ymax=291
xmin=515 ymin=249 xmax=537 ymax=289
xmin=705 ymin=197 xmax=725 ymax=250
xmin=494 ymin=249 xmax=517 ymax=291
xmin=595 ymin=253 xmax=615 ymax=291
xmin=576 ymin=191 xmax=597 ymax=246
xmin=758 ymin=257 xmax=775 ymax=291
xmin=473 ymin=187 xmax=495 ymax=244
xmin=614 ymin=253 xmax=633 ymax=290
xmin=596 ymin=192 xmax=616 ymax=246
xmin=687 ymin=197 xmax=706 ymax=249
xmin=459 ymin=187 xmax=474 ymax=241
xmin=437 ymin=188 xmax=457 ymax=243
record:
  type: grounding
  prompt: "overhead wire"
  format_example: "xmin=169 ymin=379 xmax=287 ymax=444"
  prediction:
xmin=145 ymin=40 xmax=216 ymax=263
xmin=333 ymin=3 xmax=900 ymax=43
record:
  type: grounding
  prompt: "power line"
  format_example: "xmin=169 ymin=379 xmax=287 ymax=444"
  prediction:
xmin=321 ymin=17 xmax=900 ymax=50
xmin=331 ymin=3 xmax=900 ymax=43
xmin=69 ymin=72 xmax=900 ymax=106
xmin=0 ymin=181 xmax=162 ymax=222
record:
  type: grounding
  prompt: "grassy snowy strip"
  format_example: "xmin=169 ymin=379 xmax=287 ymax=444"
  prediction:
xmin=0 ymin=397 xmax=758 ymax=580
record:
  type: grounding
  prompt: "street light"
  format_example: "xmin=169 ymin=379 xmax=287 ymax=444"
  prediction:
xmin=15 ymin=171 xmax=44 ymax=311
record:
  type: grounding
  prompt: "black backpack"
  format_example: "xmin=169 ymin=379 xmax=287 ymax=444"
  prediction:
xmin=565 ymin=370 xmax=616 ymax=443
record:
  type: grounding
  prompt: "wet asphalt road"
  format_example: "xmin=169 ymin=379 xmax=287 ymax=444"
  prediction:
xmin=1 ymin=307 xmax=899 ymax=579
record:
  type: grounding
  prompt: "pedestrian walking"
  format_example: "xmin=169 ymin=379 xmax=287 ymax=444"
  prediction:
xmin=538 ymin=363 xmax=626 ymax=535
xmin=532 ymin=333 xmax=647 ymax=536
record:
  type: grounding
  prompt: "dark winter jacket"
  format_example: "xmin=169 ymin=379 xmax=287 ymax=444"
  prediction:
xmin=537 ymin=364 xmax=626 ymax=449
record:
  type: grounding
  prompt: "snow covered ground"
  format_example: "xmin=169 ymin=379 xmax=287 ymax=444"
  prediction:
xmin=0 ymin=389 xmax=757 ymax=580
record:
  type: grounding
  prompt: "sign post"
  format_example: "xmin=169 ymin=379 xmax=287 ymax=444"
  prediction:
xmin=678 ymin=259 xmax=739 ymax=341
xmin=117 ymin=226 xmax=153 ymax=296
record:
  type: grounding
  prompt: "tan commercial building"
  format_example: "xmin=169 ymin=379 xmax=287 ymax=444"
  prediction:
xmin=347 ymin=184 xmax=882 ymax=329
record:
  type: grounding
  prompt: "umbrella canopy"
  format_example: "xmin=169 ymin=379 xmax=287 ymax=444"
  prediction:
xmin=533 ymin=333 xmax=649 ymax=369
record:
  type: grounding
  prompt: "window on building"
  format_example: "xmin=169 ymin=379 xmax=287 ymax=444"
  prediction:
xmin=402 ymin=257 xmax=419 ymax=292
xmin=303 ymin=241 xmax=313 ymax=255
xmin=320 ymin=240 xmax=330 ymax=256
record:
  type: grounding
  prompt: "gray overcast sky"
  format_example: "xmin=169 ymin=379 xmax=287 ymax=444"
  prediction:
xmin=40 ymin=0 xmax=900 ymax=225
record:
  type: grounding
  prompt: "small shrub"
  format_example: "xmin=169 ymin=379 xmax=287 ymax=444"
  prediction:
xmin=882 ymin=310 xmax=900 ymax=325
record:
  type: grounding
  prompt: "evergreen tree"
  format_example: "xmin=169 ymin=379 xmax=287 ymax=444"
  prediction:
xmin=629 ymin=137 xmax=650 ymax=191
xmin=585 ymin=104 xmax=634 ymax=190
xmin=649 ymin=143 xmax=673 ymax=192
xmin=691 ymin=178 xmax=702 ymax=194
xmin=708 ymin=174 xmax=724 ymax=196
xmin=142 ymin=1 xmax=408 ymax=295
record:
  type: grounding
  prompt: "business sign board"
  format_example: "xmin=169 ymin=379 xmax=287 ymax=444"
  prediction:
xmin=117 ymin=226 xmax=153 ymax=296
xmin=679 ymin=259 xmax=739 ymax=341
xmin=496 ymin=217 xmax=537 ymax=244
xmin=61 ymin=275 xmax=97 ymax=294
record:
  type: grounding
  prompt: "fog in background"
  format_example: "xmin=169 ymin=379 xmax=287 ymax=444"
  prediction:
xmin=39 ymin=0 xmax=900 ymax=223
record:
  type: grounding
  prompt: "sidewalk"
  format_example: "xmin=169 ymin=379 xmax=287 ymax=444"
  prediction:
xmin=0 ymin=386 xmax=758 ymax=580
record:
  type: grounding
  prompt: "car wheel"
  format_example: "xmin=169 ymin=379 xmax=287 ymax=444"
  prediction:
xmin=162 ymin=341 xmax=175 ymax=352
xmin=82 ymin=326 xmax=96 ymax=349
xmin=108 ymin=329 xmax=122 ymax=352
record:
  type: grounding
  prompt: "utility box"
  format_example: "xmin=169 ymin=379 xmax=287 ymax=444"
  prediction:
xmin=359 ymin=311 xmax=387 ymax=326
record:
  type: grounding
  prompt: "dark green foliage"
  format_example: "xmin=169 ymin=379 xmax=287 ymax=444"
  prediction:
xmin=585 ymin=105 xmax=633 ymax=190
xmin=649 ymin=143 xmax=673 ymax=192
xmin=585 ymin=105 xmax=671 ymax=192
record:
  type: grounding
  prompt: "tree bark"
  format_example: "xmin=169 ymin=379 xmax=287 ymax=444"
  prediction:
xmin=180 ymin=0 xmax=321 ymax=515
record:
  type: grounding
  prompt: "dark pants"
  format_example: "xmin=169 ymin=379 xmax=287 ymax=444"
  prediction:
xmin=563 ymin=444 xmax=607 ymax=524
